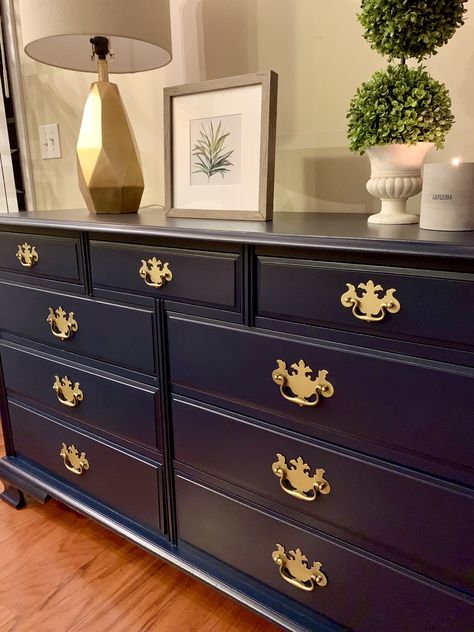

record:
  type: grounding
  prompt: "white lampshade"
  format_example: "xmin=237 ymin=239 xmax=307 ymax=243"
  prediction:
xmin=19 ymin=0 xmax=172 ymax=73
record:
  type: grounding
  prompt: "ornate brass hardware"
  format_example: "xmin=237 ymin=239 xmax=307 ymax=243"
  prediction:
xmin=272 ymin=544 xmax=327 ymax=591
xmin=47 ymin=307 xmax=78 ymax=341
xmin=139 ymin=257 xmax=173 ymax=288
xmin=272 ymin=359 xmax=334 ymax=408
xmin=53 ymin=375 xmax=84 ymax=408
xmin=272 ymin=454 xmax=330 ymax=502
xmin=60 ymin=443 xmax=89 ymax=475
xmin=340 ymin=280 xmax=400 ymax=322
xmin=16 ymin=242 xmax=39 ymax=268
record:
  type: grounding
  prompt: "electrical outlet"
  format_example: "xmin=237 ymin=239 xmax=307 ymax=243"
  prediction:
xmin=39 ymin=123 xmax=61 ymax=159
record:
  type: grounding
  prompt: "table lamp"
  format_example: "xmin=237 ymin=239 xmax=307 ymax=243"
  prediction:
xmin=19 ymin=0 xmax=172 ymax=214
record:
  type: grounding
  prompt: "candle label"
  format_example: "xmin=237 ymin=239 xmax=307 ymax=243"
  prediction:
xmin=432 ymin=193 xmax=453 ymax=200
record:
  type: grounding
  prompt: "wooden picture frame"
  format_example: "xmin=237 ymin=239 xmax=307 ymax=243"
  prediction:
xmin=164 ymin=71 xmax=278 ymax=221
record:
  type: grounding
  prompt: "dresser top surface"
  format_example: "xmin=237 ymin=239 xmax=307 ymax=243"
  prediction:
xmin=1 ymin=208 xmax=474 ymax=257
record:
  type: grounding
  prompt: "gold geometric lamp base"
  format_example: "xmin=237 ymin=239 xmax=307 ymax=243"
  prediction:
xmin=77 ymin=71 xmax=144 ymax=214
xmin=19 ymin=2 xmax=173 ymax=215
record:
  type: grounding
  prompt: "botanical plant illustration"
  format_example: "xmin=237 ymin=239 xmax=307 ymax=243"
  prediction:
xmin=347 ymin=0 xmax=467 ymax=154
xmin=192 ymin=119 xmax=234 ymax=181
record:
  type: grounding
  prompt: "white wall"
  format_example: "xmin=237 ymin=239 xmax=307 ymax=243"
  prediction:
xmin=15 ymin=0 xmax=474 ymax=212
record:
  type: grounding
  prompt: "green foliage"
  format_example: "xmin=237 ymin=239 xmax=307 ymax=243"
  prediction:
xmin=359 ymin=0 xmax=467 ymax=61
xmin=192 ymin=119 xmax=234 ymax=180
xmin=347 ymin=64 xmax=454 ymax=154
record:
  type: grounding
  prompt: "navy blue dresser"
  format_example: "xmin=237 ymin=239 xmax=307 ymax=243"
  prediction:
xmin=0 ymin=209 xmax=473 ymax=632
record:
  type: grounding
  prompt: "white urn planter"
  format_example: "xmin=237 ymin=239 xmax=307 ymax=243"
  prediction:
xmin=366 ymin=142 xmax=434 ymax=225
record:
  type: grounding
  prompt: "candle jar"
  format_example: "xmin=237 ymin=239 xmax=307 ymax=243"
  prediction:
xmin=420 ymin=162 xmax=474 ymax=231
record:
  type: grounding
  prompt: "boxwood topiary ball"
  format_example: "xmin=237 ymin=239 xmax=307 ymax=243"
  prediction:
xmin=358 ymin=0 xmax=467 ymax=61
xmin=347 ymin=64 xmax=454 ymax=154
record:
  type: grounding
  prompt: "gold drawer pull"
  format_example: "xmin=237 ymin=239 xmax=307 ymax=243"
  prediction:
xmin=272 ymin=544 xmax=327 ymax=591
xmin=340 ymin=280 xmax=400 ymax=322
xmin=16 ymin=242 xmax=39 ymax=268
xmin=53 ymin=375 xmax=84 ymax=408
xmin=139 ymin=257 xmax=173 ymax=288
xmin=60 ymin=443 xmax=89 ymax=475
xmin=272 ymin=359 xmax=334 ymax=408
xmin=47 ymin=307 xmax=78 ymax=341
xmin=272 ymin=454 xmax=330 ymax=502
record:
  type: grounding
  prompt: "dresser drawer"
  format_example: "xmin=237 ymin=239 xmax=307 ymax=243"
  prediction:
xmin=90 ymin=241 xmax=241 ymax=310
xmin=176 ymin=475 xmax=474 ymax=632
xmin=257 ymin=257 xmax=474 ymax=351
xmin=0 ymin=230 xmax=82 ymax=283
xmin=173 ymin=398 xmax=474 ymax=594
xmin=168 ymin=315 xmax=474 ymax=486
xmin=1 ymin=343 xmax=161 ymax=451
xmin=9 ymin=401 xmax=163 ymax=532
xmin=0 ymin=282 xmax=156 ymax=373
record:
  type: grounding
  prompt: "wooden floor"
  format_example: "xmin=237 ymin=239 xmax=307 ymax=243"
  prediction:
xmin=0 ymin=431 xmax=280 ymax=632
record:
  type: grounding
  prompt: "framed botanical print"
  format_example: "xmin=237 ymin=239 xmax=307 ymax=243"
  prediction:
xmin=164 ymin=71 xmax=278 ymax=221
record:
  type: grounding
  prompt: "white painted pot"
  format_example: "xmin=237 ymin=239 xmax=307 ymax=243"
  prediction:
xmin=366 ymin=143 xmax=434 ymax=225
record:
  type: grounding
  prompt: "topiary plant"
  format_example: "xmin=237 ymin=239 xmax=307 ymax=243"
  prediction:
xmin=347 ymin=0 xmax=467 ymax=154
xmin=358 ymin=0 xmax=467 ymax=62
xmin=347 ymin=64 xmax=454 ymax=154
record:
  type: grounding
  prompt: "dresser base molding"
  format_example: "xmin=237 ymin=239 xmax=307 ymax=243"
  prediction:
xmin=0 ymin=456 xmax=341 ymax=632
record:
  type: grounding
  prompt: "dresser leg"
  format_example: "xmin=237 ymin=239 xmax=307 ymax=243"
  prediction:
xmin=0 ymin=483 xmax=26 ymax=509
